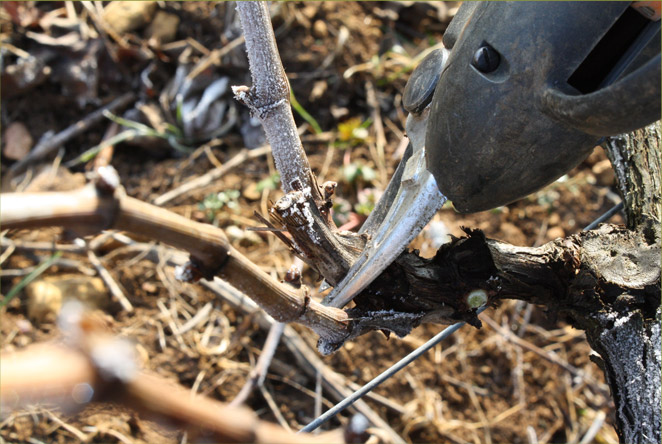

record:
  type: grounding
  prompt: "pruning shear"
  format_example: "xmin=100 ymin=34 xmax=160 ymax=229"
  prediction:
xmin=323 ymin=2 xmax=660 ymax=309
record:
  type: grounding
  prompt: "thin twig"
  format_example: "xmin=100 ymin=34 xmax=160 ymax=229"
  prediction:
xmin=202 ymin=277 xmax=405 ymax=444
xmin=365 ymin=81 xmax=387 ymax=186
xmin=176 ymin=302 xmax=213 ymax=335
xmin=92 ymin=122 xmax=120 ymax=169
xmin=230 ymin=322 xmax=286 ymax=407
xmin=154 ymin=145 xmax=271 ymax=206
xmin=578 ymin=411 xmax=606 ymax=444
xmin=86 ymin=249 xmax=133 ymax=312
xmin=187 ymin=35 xmax=246 ymax=81
xmin=44 ymin=410 xmax=89 ymax=442
xmin=259 ymin=383 xmax=292 ymax=432
xmin=482 ymin=316 xmax=601 ymax=386
xmin=300 ymin=306 xmax=487 ymax=435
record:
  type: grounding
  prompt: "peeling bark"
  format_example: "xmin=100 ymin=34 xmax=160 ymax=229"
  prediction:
xmin=234 ymin=2 xmax=367 ymax=286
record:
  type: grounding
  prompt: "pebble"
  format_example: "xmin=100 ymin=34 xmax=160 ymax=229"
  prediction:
xmin=16 ymin=319 xmax=33 ymax=334
xmin=592 ymin=159 xmax=615 ymax=186
xmin=548 ymin=213 xmax=561 ymax=226
xmin=242 ymin=182 xmax=261 ymax=201
xmin=499 ymin=222 xmax=527 ymax=246
xmin=24 ymin=165 xmax=86 ymax=192
xmin=225 ymin=225 xmax=262 ymax=247
xmin=26 ymin=276 xmax=108 ymax=324
xmin=313 ymin=20 xmax=328 ymax=38
xmin=141 ymin=282 xmax=158 ymax=294
xmin=146 ymin=10 xmax=180 ymax=45
xmin=2 ymin=122 xmax=33 ymax=161
xmin=546 ymin=226 xmax=566 ymax=241
xmin=103 ymin=1 xmax=157 ymax=34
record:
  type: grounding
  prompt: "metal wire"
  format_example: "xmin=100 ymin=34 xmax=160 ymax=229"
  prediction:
xmin=300 ymin=201 xmax=624 ymax=434
xmin=299 ymin=306 xmax=487 ymax=433
xmin=583 ymin=202 xmax=624 ymax=231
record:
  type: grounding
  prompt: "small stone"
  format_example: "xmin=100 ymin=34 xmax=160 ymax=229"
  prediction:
xmin=24 ymin=165 xmax=86 ymax=192
xmin=546 ymin=226 xmax=566 ymax=241
xmin=309 ymin=80 xmax=327 ymax=101
xmin=330 ymin=105 xmax=349 ymax=119
xmin=498 ymin=222 xmax=527 ymax=245
xmin=16 ymin=319 xmax=33 ymax=334
xmin=225 ymin=225 xmax=262 ymax=247
xmin=145 ymin=10 xmax=180 ymax=45
xmin=313 ymin=20 xmax=328 ymax=38
xmin=548 ymin=213 xmax=561 ymax=226
xmin=301 ymin=5 xmax=318 ymax=20
xmin=103 ymin=1 xmax=157 ymax=34
xmin=141 ymin=282 xmax=158 ymax=294
xmin=2 ymin=122 xmax=33 ymax=161
xmin=26 ymin=275 xmax=108 ymax=324
xmin=592 ymin=159 xmax=615 ymax=186
xmin=242 ymin=182 xmax=261 ymax=201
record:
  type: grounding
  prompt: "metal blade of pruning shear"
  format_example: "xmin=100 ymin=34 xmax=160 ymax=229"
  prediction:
xmin=322 ymin=107 xmax=446 ymax=308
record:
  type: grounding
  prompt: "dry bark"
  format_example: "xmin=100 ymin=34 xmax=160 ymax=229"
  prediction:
xmin=3 ymin=2 xmax=658 ymax=438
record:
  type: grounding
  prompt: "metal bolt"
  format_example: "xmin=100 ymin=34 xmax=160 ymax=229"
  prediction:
xmin=403 ymin=48 xmax=449 ymax=115
xmin=472 ymin=45 xmax=500 ymax=73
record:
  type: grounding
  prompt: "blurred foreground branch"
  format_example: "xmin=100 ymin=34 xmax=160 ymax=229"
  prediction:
xmin=0 ymin=304 xmax=344 ymax=444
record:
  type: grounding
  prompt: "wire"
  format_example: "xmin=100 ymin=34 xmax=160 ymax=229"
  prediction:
xmin=583 ymin=202 xmax=624 ymax=231
xmin=299 ymin=306 xmax=487 ymax=433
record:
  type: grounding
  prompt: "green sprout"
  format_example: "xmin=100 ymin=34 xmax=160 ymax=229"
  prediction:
xmin=355 ymin=188 xmax=382 ymax=217
xmin=1 ymin=251 xmax=62 ymax=308
xmin=65 ymin=111 xmax=194 ymax=167
xmin=341 ymin=161 xmax=377 ymax=185
xmin=332 ymin=197 xmax=352 ymax=228
xmin=199 ymin=190 xmax=240 ymax=223
xmin=290 ymin=87 xmax=323 ymax=135
xmin=256 ymin=173 xmax=281 ymax=192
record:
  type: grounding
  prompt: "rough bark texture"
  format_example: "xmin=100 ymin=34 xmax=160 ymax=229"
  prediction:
xmin=605 ymin=123 xmax=661 ymax=231
xmin=233 ymin=2 xmax=316 ymax=197
xmin=588 ymin=123 xmax=661 ymax=444
xmin=233 ymin=8 xmax=660 ymax=432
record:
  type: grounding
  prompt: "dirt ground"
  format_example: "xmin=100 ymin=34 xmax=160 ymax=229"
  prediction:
xmin=1 ymin=2 xmax=623 ymax=443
